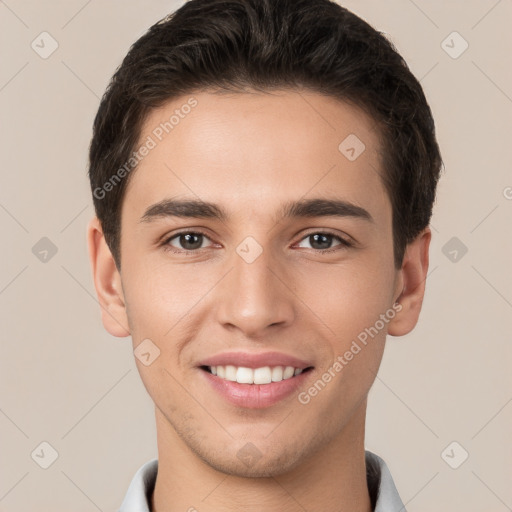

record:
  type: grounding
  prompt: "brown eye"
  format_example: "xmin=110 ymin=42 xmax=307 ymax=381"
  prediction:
xmin=308 ymin=233 xmax=335 ymax=250
xmin=165 ymin=231 xmax=212 ymax=252
xmin=296 ymin=232 xmax=352 ymax=252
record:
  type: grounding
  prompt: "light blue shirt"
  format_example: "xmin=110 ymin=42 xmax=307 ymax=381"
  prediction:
xmin=119 ymin=450 xmax=406 ymax=511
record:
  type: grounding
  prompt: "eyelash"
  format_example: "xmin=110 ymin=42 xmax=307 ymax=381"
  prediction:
xmin=161 ymin=229 xmax=354 ymax=255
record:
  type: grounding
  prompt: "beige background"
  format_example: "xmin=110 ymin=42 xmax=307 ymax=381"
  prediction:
xmin=1 ymin=1 xmax=511 ymax=511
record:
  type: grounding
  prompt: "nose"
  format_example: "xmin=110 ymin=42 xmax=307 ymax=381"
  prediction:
xmin=214 ymin=243 xmax=295 ymax=338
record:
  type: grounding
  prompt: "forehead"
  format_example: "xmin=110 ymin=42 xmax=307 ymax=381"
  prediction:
xmin=122 ymin=89 xmax=389 ymax=225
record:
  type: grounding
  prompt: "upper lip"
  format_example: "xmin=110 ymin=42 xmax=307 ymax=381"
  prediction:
xmin=198 ymin=351 xmax=313 ymax=370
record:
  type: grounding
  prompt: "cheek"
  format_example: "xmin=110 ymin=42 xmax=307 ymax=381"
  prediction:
xmin=123 ymin=257 xmax=207 ymax=331
xmin=298 ymin=259 xmax=396 ymax=342
xmin=121 ymin=259 xmax=207 ymax=404
xmin=296 ymin=265 xmax=392 ymax=418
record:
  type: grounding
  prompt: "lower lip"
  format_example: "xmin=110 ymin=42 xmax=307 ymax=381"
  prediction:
xmin=200 ymin=368 xmax=313 ymax=409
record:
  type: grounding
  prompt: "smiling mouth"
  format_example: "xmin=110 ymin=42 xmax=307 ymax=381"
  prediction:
xmin=200 ymin=365 xmax=314 ymax=385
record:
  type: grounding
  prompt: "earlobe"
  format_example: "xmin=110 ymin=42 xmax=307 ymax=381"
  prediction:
xmin=387 ymin=227 xmax=431 ymax=337
xmin=86 ymin=216 xmax=131 ymax=338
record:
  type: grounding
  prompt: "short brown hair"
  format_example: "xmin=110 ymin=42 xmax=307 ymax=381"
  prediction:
xmin=88 ymin=0 xmax=443 ymax=269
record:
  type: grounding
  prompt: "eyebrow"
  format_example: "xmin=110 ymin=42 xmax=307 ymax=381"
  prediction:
xmin=139 ymin=197 xmax=373 ymax=224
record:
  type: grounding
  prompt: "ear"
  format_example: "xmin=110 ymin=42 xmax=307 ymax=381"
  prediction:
xmin=387 ymin=227 xmax=431 ymax=336
xmin=86 ymin=216 xmax=130 ymax=337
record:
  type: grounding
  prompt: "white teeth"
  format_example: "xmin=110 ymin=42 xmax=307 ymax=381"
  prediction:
xmin=208 ymin=364 xmax=306 ymax=384
xmin=253 ymin=366 xmax=272 ymax=384
xmin=225 ymin=365 xmax=237 ymax=381
xmin=236 ymin=367 xmax=253 ymax=384
xmin=271 ymin=366 xmax=283 ymax=382
xmin=283 ymin=366 xmax=295 ymax=379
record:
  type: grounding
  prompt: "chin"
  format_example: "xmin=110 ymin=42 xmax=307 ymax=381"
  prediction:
xmin=194 ymin=442 xmax=307 ymax=478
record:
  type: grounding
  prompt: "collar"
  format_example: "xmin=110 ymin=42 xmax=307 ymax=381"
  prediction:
xmin=118 ymin=450 xmax=406 ymax=511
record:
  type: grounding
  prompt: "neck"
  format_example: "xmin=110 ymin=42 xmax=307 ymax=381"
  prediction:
xmin=150 ymin=401 xmax=372 ymax=512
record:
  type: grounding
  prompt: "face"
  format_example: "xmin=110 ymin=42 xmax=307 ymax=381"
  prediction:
xmin=90 ymin=89 xmax=425 ymax=478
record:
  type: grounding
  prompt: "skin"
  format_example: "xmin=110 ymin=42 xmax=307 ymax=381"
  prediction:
xmin=87 ymin=89 xmax=430 ymax=512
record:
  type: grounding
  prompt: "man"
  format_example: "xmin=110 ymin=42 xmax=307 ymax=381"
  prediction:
xmin=86 ymin=0 xmax=442 ymax=510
